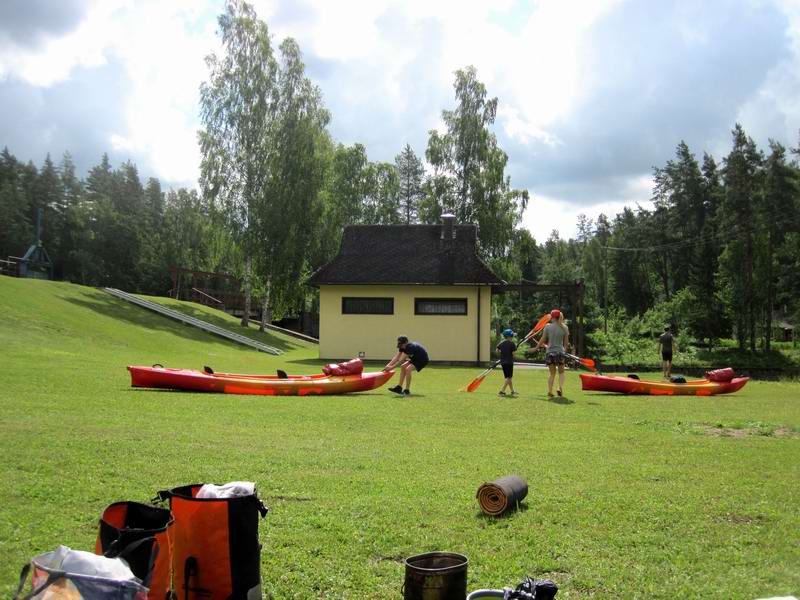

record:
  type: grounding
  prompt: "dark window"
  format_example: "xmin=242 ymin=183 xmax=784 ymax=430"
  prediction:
xmin=342 ymin=297 xmax=394 ymax=315
xmin=415 ymin=298 xmax=468 ymax=315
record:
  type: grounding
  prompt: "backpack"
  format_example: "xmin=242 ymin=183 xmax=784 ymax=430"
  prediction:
xmin=156 ymin=484 xmax=268 ymax=600
xmin=96 ymin=501 xmax=174 ymax=600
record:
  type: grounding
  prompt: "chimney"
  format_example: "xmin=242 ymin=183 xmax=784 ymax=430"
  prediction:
xmin=441 ymin=213 xmax=456 ymax=242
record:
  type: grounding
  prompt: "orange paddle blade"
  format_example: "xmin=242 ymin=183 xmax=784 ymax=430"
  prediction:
xmin=519 ymin=313 xmax=551 ymax=345
xmin=532 ymin=312 xmax=551 ymax=334
xmin=465 ymin=373 xmax=487 ymax=392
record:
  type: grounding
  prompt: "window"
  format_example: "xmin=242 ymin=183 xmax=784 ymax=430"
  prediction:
xmin=342 ymin=297 xmax=394 ymax=315
xmin=415 ymin=298 xmax=468 ymax=315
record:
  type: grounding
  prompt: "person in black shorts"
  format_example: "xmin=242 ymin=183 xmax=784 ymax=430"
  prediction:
xmin=383 ymin=336 xmax=429 ymax=395
xmin=659 ymin=326 xmax=675 ymax=379
xmin=496 ymin=328 xmax=518 ymax=396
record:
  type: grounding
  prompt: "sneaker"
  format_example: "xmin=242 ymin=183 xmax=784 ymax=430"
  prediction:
xmin=510 ymin=391 xmax=518 ymax=397
xmin=498 ymin=391 xmax=506 ymax=396
xmin=556 ymin=389 xmax=563 ymax=397
xmin=388 ymin=385 xmax=403 ymax=394
xmin=403 ymin=389 xmax=411 ymax=395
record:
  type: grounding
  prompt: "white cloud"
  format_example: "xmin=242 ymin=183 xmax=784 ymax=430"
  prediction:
xmin=2 ymin=0 xmax=800 ymax=241
xmin=521 ymin=174 xmax=654 ymax=242
xmin=0 ymin=0 xmax=124 ymax=86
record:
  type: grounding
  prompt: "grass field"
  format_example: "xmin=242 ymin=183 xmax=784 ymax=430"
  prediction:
xmin=1 ymin=276 xmax=799 ymax=599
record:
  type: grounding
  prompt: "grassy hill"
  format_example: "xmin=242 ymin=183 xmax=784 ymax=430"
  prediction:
xmin=1 ymin=276 xmax=799 ymax=598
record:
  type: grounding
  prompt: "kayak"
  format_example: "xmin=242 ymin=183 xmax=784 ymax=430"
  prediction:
xmin=128 ymin=365 xmax=395 ymax=396
xmin=579 ymin=373 xmax=749 ymax=396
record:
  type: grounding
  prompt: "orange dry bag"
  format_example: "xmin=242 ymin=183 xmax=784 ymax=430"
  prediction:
xmin=96 ymin=501 xmax=174 ymax=600
xmin=156 ymin=484 xmax=269 ymax=600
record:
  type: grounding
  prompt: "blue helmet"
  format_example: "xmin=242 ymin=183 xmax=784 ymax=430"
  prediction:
xmin=502 ymin=328 xmax=515 ymax=338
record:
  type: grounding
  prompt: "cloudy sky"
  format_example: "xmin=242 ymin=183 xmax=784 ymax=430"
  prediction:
xmin=1 ymin=0 xmax=799 ymax=241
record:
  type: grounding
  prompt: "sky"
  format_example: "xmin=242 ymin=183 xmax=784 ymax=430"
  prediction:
xmin=1 ymin=0 xmax=800 ymax=243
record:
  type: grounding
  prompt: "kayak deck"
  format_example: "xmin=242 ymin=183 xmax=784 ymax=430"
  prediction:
xmin=579 ymin=373 xmax=749 ymax=396
xmin=128 ymin=365 xmax=395 ymax=396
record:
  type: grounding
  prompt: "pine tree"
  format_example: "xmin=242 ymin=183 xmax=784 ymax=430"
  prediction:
xmin=395 ymin=144 xmax=424 ymax=224
xmin=720 ymin=124 xmax=763 ymax=351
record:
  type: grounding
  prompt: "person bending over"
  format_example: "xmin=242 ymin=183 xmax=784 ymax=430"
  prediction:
xmin=383 ymin=336 xmax=429 ymax=395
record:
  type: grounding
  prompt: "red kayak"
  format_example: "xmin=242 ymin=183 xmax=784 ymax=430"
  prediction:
xmin=579 ymin=373 xmax=749 ymax=396
xmin=128 ymin=360 xmax=394 ymax=396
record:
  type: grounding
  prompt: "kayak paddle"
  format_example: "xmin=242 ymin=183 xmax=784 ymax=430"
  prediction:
xmin=461 ymin=313 xmax=551 ymax=392
xmin=565 ymin=352 xmax=596 ymax=372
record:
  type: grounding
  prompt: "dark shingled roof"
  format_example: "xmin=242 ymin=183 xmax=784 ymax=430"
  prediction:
xmin=308 ymin=224 xmax=504 ymax=286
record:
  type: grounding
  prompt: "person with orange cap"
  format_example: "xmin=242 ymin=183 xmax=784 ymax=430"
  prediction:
xmin=534 ymin=309 xmax=571 ymax=397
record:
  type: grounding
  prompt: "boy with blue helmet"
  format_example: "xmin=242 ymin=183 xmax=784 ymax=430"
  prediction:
xmin=496 ymin=328 xmax=518 ymax=396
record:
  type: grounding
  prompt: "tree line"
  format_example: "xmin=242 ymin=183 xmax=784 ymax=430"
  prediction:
xmin=2 ymin=0 xmax=798 ymax=355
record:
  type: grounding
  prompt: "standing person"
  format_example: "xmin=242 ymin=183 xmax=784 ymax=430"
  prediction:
xmin=659 ymin=326 xmax=675 ymax=379
xmin=496 ymin=328 xmax=518 ymax=396
xmin=383 ymin=336 xmax=429 ymax=395
xmin=534 ymin=309 xmax=570 ymax=397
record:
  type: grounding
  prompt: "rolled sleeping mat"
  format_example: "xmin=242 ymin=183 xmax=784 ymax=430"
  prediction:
xmin=476 ymin=476 xmax=528 ymax=516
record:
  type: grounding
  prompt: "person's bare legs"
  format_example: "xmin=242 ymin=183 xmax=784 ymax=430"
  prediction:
xmin=557 ymin=364 xmax=566 ymax=395
xmin=402 ymin=363 xmax=415 ymax=391
xmin=547 ymin=364 xmax=556 ymax=396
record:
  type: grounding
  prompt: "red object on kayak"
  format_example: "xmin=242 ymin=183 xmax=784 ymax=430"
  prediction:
xmin=705 ymin=367 xmax=735 ymax=382
xmin=579 ymin=373 xmax=749 ymax=396
xmin=322 ymin=358 xmax=364 ymax=376
xmin=128 ymin=365 xmax=394 ymax=395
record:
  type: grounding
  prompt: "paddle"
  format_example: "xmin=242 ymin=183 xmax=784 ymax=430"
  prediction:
xmin=564 ymin=352 xmax=596 ymax=372
xmin=461 ymin=313 xmax=551 ymax=392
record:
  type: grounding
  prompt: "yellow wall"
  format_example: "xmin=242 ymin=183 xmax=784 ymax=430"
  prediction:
xmin=318 ymin=285 xmax=493 ymax=362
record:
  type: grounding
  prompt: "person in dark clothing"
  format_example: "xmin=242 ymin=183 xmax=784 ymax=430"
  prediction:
xmin=496 ymin=328 xmax=518 ymax=396
xmin=659 ymin=326 xmax=675 ymax=379
xmin=383 ymin=336 xmax=429 ymax=395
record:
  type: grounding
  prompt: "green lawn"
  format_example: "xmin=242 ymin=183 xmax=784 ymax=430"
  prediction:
xmin=1 ymin=276 xmax=799 ymax=599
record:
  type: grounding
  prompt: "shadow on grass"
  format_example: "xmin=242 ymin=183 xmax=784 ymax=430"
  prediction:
xmin=543 ymin=395 xmax=575 ymax=405
xmin=64 ymin=289 xmax=303 ymax=353
xmin=475 ymin=502 xmax=529 ymax=522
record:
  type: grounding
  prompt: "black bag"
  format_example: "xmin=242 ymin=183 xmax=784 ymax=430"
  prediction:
xmin=669 ymin=375 xmax=687 ymax=384
xmin=516 ymin=576 xmax=558 ymax=599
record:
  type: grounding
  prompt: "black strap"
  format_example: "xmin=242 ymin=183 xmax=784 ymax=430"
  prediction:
xmin=184 ymin=556 xmax=197 ymax=600
xmin=12 ymin=563 xmax=29 ymax=600
xmin=152 ymin=489 xmax=171 ymax=504
xmin=13 ymin=563 xmax=64 ymax=600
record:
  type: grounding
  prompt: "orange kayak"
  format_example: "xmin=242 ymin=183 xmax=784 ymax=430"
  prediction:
xmin=128 ymin=365 xmax=395 ymax=396
xmin=579 ymin=373 xmax=749 ymax=396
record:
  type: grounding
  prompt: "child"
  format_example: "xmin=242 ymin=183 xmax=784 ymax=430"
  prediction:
xmin=383 ymin=336 xmax=429 ymax=395
xmin=496 ymin=328 xmax=518 ymax=396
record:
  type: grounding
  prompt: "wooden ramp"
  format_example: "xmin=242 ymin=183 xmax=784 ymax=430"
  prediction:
xmin=104 ymin=288 xmax=283 ymax=355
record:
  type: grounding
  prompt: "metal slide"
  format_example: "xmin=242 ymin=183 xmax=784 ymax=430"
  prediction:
xmin=104 ymin=288 xmax=282 ymax=355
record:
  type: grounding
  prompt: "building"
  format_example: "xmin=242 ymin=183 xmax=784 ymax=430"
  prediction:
xmin=308 ymin=215 xmax=503 ymax=363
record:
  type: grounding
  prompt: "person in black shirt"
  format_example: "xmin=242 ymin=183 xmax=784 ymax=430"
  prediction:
xmin=496 ymin=328 xmax=518 ymax=396
xmin=383 ymin=336 xmax=429 ymax=395
xmin=659 ymin=326 xmax=675 ymax=379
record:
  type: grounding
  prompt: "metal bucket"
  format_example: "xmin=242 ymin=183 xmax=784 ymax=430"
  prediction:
xmin=403 ymin=551 xmax=468 ymax=600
